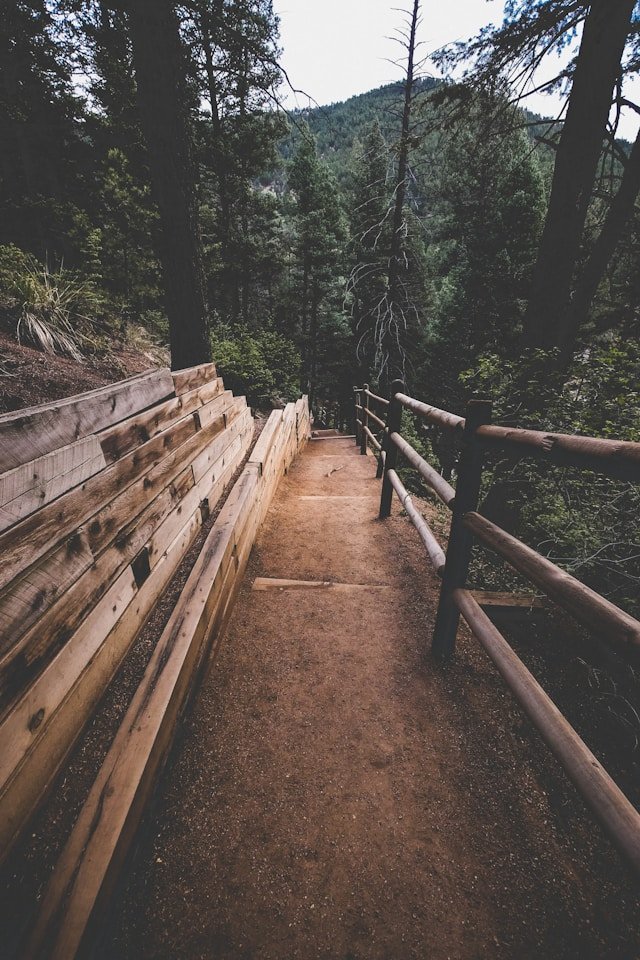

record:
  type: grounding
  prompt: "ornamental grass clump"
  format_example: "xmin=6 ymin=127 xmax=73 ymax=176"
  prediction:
xmin=0 ymin=245 xmax=101 ymax=361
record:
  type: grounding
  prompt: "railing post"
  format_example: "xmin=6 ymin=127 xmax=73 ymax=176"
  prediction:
xmin=353 ymin=387 xmax=360 ymax=445
xmin=379 ymin=379 xmax=405 ymax=519
xmin=431 ymin=398 xmax=492 ymax=661
xmin=360 ymin=383 xmax=369 ymax=455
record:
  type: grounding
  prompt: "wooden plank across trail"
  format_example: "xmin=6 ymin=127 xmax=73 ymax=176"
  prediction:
xmin=251 ymin=577 xmax=395 ymax=591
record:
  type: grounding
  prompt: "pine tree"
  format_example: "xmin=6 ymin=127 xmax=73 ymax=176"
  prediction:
xmin=85 ymin=1 xmax=160 ymax=312
xmin=0 ymin=1 xmax=87 ymax=262
xmin=288 ymin=129 xmax=350 ymax=406
xmin=347 ymin=121 xmax=391 ymax=382
xmin=421 ymin=97 xmax=545 ymax=409
xmin=127 ymin=0 xmax=211 ymax=368
xmin=189 ymin=0 xmax=285 ymax=325
xmin=435 ymin=0 xmax=640 ymax=361
xmin=522 ymin=0 xmax=637 ymax=356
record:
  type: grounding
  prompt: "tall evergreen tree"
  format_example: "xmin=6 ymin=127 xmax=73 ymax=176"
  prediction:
xmin=288 ymin=129 xmax=350 ymax=405
xmin=126 ymin=0 xmax=211 ymax=367
xmin=522 ymin=0 xmax=637 ymax=356
xmin=422 ymin=99 xmax=545 ymax=410
xmin=188 ymin=0 xmax=285 ymax=325
xmin=436 ymin=0 xmax=640 ymax=362
xmin=0 ymin=1 xmax=87 ymax=262
xmin=85 ymin=1 xmax=160 ymax=310
xmin=347 ymin=121 xmax=391 ymax=382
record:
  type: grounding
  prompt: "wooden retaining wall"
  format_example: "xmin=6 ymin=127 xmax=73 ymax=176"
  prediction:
xmin=25 ymin=395 xmax=310 ymax=960
xmin=0 ymin=363 xmax=309 ymax=888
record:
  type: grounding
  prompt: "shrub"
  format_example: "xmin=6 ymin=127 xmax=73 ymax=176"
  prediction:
xmin=211 ymin=328 xmax=301 ymax=407
xmin=460 ymin=344 xmax=640 ymax=613
xmin=0 ymin=245 xmax=103 ymax=360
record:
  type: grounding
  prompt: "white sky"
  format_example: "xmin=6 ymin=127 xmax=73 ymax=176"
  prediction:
xmin=273 ymin=0 xmax=640 ymax=140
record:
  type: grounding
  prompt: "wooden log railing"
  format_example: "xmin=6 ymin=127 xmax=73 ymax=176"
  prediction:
xmin=354 ymin=380 xmax=640 ymax=878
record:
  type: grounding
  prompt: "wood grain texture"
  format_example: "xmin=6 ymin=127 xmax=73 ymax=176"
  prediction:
xmin=0 ymin=411 xmax=249 ymax=711
xmin=23 ymin=468 xmax=260 ymax=960
xmin=0 ymin=532 xmax=95 ymax=653
xmin=0 ymin=437 xmax=106 ymax=532
xmin=172 ymin=362 xmax=218 ymax=396
xmin=0 ymin=411 xmax=200 ymax=596
xmin=0 ymin=413 xmax=254 ymax=859
xmin=98 ymin=378 xmax=224 ymax=463
xmin=0 ymin=509 xmax=204 ymax=860
xmin=195 ymin=390 xmax=234 ymax=429
xmin=0 ymin=368 xmax=174 ymax=472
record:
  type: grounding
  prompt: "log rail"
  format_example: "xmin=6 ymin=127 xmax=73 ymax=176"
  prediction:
xmin=355 ymin=380 xmax=640 ymax=878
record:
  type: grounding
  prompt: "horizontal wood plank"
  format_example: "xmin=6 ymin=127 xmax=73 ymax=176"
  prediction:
xmin=470 ymin=591 xmax=546 ymax=608
xmin=195 ymin=390 xmax=233 ymax=430
xmin=0 ymin=532 xmax=94 ymax=650
xmin=172 ymin=363 xmax=218 ymax=396
xmin=23 ymin=467 xmax=259 ymax=959
xmin=0 ymin=508 xmax=204 ymax=860
xmin=98 ymin=378 xmax=224 ymax=464
xmin=0 ymin=414 xmax=251 ymax=709
xmin=22 ymin=400 xmax=311 ymax=959
xmin=0 ymin=437 xmax=106 ymax=533
xmin=0 ymin=411 xmax=200 ymax=597
xmin=0 ymin=368 xmax=174 ymax=472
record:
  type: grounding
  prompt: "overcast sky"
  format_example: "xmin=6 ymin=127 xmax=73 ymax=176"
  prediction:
xmin=272 ymin=0 xmax=639 ymax=140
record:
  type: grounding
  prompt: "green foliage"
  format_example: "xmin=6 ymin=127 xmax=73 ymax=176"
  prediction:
xmin=416 ymin=95 xmax=545 ymax=411
xmin=98 ymin=148 xmax=161 ymax=310
xmin=280 ymin=79 xmax=439 ymax=188
xmin=287 ymin=127 xmax=352 ymax=407
xmin=0 ymin=245 xmax=103 ymax=360
xmin=462 ymin=344 xmax=640 ymax=613
xmin=211 ymin=327 xmax=301 ymax=407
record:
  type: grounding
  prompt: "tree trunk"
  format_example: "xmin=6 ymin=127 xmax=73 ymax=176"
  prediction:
xmin=309 ymin=287 xmax=319 ymax=407
xmin=383 ymin=0 xmax=419 ymax=386
xmin=127 ymin=0 xmax=211 ymax=369
xmin=199 ymin=5 xmax=233 ymax=320
xmin=561 ymin=127 xmax=640 ymax=362
xmin=522 ymin=0 xmax=635 ymax=354
xmin=299 ymin=252 xmax=310 ymax=393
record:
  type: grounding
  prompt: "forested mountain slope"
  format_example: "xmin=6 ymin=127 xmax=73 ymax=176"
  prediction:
xmin=280 ymin=78 xmax=440 ymax=180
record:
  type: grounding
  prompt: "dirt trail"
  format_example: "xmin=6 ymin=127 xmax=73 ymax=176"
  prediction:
xmin=107 ymin=437 xmax=639 ymax=960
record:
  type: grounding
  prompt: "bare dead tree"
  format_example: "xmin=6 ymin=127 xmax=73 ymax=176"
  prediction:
xmin=346 ymin=0 xmax=429 ymax=388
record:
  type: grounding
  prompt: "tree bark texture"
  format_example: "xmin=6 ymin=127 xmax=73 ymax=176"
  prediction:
xmin=127 ymin=0 xmax=211 ymax=369
xmin=522 ymin=0 xmax=635 ymax=355
xmin=383 ymin=0 xmax=420 ymax=386
xmin=562 ymin=127 xmax=640 ymax=360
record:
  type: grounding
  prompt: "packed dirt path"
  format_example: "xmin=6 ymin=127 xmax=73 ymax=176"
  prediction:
xmin=108 ymin=436 xmax=639 ymax=960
